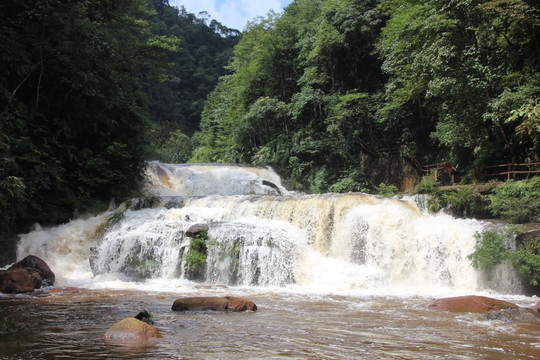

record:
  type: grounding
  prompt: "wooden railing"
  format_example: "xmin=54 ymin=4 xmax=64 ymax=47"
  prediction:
xmin=473 ymin=162 xmax=540 ymax=180
xmin=371 ymin=144 xmax=540 ymax=184
xmin=405 ymin=156 xmax=458 ymax=184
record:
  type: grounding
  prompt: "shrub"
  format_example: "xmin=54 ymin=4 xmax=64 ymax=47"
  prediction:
xmin=414 ymin=173 xmax=440 ymax=196
xmin=488 ymin=178 xmax=540 ymax=223
xmin=467 ymin=228 xmax=513 ymax=269
xmin=508 ymin=236 xmax=540 ymax=286
xmin=376 ymin=183 xmax=399 ymax=198
xmin=184 ymin=231 xmax=208 ymax=279
xmin=468 ymin=226 xmax=540 ymax=286
xmin=441 ymin=187 xmax=489 ymax=218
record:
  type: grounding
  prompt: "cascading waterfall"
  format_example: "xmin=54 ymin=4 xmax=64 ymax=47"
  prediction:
xmin=145 ymin=161 xmax=288 ymax=196
xmin=15 ymin=162 xmax=523 ymax=294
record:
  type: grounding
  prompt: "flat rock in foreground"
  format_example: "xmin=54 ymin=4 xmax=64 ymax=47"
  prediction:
xmin=171 ymin=296 xmax=257 ymax=312
xmin=428 ymin=295 xmax=518 ymax=313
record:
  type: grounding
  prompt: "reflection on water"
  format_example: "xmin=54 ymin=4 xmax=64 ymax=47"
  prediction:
xmin=1 ymin=287 xmax=539 ymax=359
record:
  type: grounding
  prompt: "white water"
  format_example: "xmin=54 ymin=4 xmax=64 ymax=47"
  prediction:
xmin=16 ymin=162 xmax=524 ymax=296
xmin=145 ymin=161 xmax=288 ymax=196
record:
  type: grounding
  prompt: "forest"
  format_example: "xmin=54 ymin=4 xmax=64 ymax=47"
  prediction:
xmin=193 ymin=0 xmax=540 ymax=193
xmin=1 ymin=0 xmax=540 ymax=236
xmin=0 ymin=0 xmax=238 ymax=235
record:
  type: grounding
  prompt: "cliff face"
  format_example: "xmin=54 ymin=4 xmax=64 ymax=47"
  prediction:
xmin=360 ymin=154 xmax=421 ymax=192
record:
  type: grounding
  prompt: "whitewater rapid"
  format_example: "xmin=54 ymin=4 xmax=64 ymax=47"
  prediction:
xmin=15 ymin=162 xmax=523 ymax=296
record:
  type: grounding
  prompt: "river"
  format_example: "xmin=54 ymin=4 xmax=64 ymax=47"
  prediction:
xmin=1 ymin=162 xmax=539 ymax=359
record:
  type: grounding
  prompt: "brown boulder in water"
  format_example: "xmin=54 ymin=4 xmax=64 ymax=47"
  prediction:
xmin=9 ymin=255 xmax=55 ymax=287
xmin=428 ymin=295 xmax=518 ymax=313
xmin=171 ymin=296 xmax=257 ymax=312
xmin=0 ymin=268 xmax=36 ymax=293
xmin=103 ymin=318 xmax=162 ymax=345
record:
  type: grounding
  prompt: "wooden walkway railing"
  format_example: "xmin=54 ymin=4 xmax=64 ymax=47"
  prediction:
xmin=366 ymin=144 xmax=540 ymax=184
xmin=406 ymin=157 xmax=459 ymax=184
xmin=473 ymin=162 xmax=540 ymax=180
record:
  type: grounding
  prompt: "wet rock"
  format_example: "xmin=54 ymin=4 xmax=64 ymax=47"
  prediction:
xmin=0 ymin=268 xmax=35 ymax=293
xmin=134 ymin=310 xmax=154 ymax=324
xmin=262 ymin=180 xmax=282 ymax=195
xmin=26 ymin=269 xmax=43 ymax=289
xmin=484 ymin=307 xmax=540 ymax=323
xmin=171 ymin=296 xmax=257 ymax=312
xmin=89 ymin=246 xmax=99 ymax=275
xmin=226 ymin=296 xmax=258 ymax=311
xmin=185 ymin=224 xmax=209 ymax=238
xmin=427 ymin=295 xmax=518 ymax=313
xmin=9 ymin=255 xmax=55 ymax=287
xmin=103 ymin=318 xmax=162 ymax=345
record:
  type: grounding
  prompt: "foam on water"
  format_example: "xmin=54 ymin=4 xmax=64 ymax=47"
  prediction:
xmin=14 ymin=161 xmax=525 ymax=297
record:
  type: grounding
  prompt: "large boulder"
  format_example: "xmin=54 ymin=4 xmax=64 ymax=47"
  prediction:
xmin=428 ymin=295 xmax=518 ymax=313
xmin=0 ymin=268 xmax=35 ymax=293
xmin=9 ymin=255 xmax=55 ymax=287
xmin=103 ymin=318 xmax=162 ymax=345
xmin=185 ymin=224 xmax=209 ymax=238
xmin=171 ymin=296 xmax=257 ymax=312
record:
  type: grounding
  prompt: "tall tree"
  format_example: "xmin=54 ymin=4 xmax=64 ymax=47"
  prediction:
xmin=0 ymin=0 xmax=176 ymax=234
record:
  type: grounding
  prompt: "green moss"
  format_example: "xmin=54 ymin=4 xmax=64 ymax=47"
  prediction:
xmin=183 ymin=231 xmax=208 ymax=279
xmin=126 ymin=257 xmax=159 ymax=279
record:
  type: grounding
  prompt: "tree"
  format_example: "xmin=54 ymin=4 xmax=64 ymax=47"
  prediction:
xmin=0 ymin=0 xmax=176 ymax=234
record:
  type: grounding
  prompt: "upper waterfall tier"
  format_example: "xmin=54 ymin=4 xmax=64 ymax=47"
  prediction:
xmin=145 ymin=161 xmax=288 ymax=196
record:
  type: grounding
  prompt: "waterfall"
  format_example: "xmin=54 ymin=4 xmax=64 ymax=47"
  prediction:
xmin=145 ymin=161 xmax=288 ymax=196
xmin=15 ymin=162 xmax=524 ymax=294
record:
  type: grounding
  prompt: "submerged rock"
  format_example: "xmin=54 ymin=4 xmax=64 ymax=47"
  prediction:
xmin=484 ymin=307 xmax=540 ymax=323
xmin=103 ymin=318 xmax=162 ymax=345
xmin=171 ymin=296 xmax=257 ymax=312
xmin=427 ymin=295 xmax=518 ymax=313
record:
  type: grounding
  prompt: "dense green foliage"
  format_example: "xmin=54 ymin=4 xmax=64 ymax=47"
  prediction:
xmin=184 ymin=230 xmax=208 ymax=280
xmin=145 ymin=0 xmax=240 ymax=162
xmin=414 ymin=174 xmax=491 ymax=217
xmin=192 ymin=0 xmax=540 ymax=193
xmin=0 ymin=0 xmax=238 ymax=235
xmin=508 ymin=235 xmax=540 ymax=286
xmin=0 ymin=0 xmax=172 ymax=234
xmin=468 ymin=226 xmax=540 ymax=286
xmin=376 ymin=183 xmax=399 ymax=198
xmin=2 ymin=0 xmax=539 ymax=237
xmin=488 ymin=177 xmax=540 ymax=223
xmin=468 ymin=227 xmax=513 ymax=269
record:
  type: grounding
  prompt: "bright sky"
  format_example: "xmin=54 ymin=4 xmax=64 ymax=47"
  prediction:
xmin=169 ymin=0 xmax=294 ymax=31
